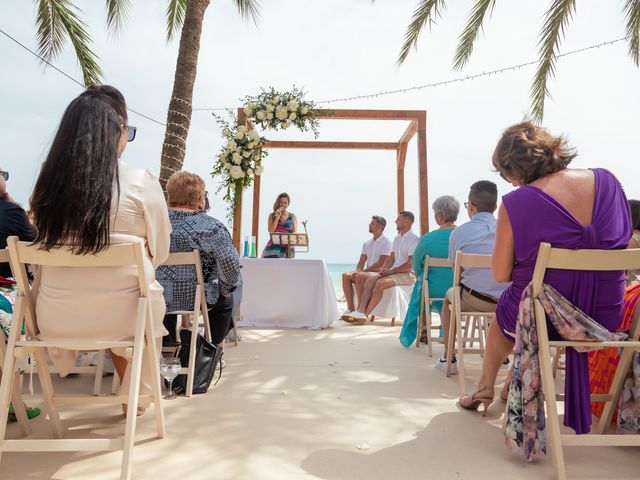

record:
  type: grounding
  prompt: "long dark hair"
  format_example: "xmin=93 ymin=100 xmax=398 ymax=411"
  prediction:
xmin=31 ymin=85 xmax=126 ymax=254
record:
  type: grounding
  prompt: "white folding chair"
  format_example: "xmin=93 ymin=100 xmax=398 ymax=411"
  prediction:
xmin=0 ymin=238 xmax=165 ymax=480
xmin=0 ymin=249 xmax=30 ymax=437
xmin=531 ymin=243 xmax=640 ymax=480
xmin=160 ymin=251 xmax=213 ymax=397
xmin=416 ymin=256 xmax=452 ymax=355
xmin=446 ymin=251 xmax=507 ymax=394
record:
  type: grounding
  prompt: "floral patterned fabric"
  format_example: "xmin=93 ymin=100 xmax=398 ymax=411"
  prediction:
xmin=505 ymin=282 xmax=628 ymax=461
xmin=617 ymin=351 xmax=640 ymax=434
xmin=0 ymin=280 xmax=18 ymax=337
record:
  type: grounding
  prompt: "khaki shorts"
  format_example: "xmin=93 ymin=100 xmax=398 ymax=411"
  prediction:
xmin=445 ymin=287 xmax=497 ymax=313
xmin=389 ymin=272 xmax=417 ymax=286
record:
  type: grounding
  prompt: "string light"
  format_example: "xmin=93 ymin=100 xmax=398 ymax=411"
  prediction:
xmin=0 ymin=27 xmax=166 ymax=126
xmin=192 ymin=36 xmax=629 ymax=110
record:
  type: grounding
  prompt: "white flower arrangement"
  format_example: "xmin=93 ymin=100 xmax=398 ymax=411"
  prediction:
xmin=242 ymin=86 xmax=319 ymax=138
xmin=212 ymin=112 xmax=267 ymax=220
xmin=212 ymin=88 xmax=320 ymax=221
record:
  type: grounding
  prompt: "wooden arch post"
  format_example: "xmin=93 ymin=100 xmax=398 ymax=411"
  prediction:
xmin=231 ymin=109 xmax=428 ymax=252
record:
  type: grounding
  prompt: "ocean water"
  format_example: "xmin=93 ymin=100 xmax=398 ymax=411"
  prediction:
xmin=327 ymin=263 xmax=355 ymax=297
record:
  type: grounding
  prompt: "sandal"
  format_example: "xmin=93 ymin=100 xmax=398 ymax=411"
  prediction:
xmin=7 ymin=404 xmax=41 ymax=422
xmin=458 ymin=386 xmax=494 ymax=416
xmin=500 ymin=366 xmax=514 ymax=402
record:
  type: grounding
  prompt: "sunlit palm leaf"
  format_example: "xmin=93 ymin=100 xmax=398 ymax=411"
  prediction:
xmin=453 ymin=0 xmax=495 ymax=70
xmin=166 ymin=0 xmax=187 ymax=41
xmin=397 ymin=0 xmax=447 ymax=65
xmin=530 ymin=0 xmax=577 ymax=122
xmin=233 ymin=0 xmax=261 ymax=25
xmin=624 ymin=0 xmax=640 ymax=65
xmin=105 ymin=0 xmax=130 ymax=34
xmin=34 ymin=0 xmax=102 ymax=86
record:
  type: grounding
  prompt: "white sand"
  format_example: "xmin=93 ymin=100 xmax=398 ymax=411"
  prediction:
xmin=2 ymin=322 xmax=638 ymax=479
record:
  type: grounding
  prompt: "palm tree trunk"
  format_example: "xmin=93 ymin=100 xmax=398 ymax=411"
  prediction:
xmin=159 ymin=0 xmax=211 ymax=193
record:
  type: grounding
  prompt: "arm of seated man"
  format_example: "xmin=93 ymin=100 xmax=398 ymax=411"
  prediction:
xmin=380 ymin=257 xmax=412 ymax=276
xmin=355 ymin=254 xmax=367 ymax=272
xmin=363 ymin=254 xmax=390 ymax=272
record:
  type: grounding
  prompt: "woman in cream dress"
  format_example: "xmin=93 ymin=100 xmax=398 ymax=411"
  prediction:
xmin=29 ymin=85 xmax=170 ymax=388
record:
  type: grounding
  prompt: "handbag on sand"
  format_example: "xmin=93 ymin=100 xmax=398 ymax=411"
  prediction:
xmin=172 ymin=329 xmax=223 ymax=395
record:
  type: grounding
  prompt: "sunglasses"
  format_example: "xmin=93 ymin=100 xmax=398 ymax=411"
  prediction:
xmin=123 ymin=125 xmax=137 ymax=142
xmin=0 ymin=171 xmax=8 ymax=181
xmin=499 ymin=172 xmax=510 ymax=183
xmin=204 ymin=190 xmax=210 ymax=212
xmin=464 ymin=201 xmax=471 ymax=208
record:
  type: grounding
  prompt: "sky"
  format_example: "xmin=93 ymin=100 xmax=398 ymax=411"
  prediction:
xmin=1 ymin=0 xmax=639 ymax=263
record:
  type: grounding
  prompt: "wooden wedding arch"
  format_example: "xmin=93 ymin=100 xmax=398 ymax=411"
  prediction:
xmin=231 ymin=108 xmax=428 ymax=252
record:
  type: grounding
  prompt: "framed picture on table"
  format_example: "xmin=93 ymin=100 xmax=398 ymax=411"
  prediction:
xmin=269 ymin=233 xmax=309 ymax=254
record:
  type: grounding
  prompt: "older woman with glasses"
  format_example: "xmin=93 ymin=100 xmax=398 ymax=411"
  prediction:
xmin=156 ymin=172 xmax=240 ymax=351
xmin=29 ymin=85 xmax=171 ymax=413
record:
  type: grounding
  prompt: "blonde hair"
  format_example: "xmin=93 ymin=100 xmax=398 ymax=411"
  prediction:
xmin=166 ymin=171 xmax=205 ymax=209
xmin=273 ymin=192 xmax=291 ymax=211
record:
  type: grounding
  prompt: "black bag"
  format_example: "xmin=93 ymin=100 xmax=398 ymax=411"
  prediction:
xmin=172 ymin=329 xmax=223 ymax=395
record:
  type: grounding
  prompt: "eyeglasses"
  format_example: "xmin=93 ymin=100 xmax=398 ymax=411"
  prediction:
xmin=123 ymin=125 xmax=137 ymax=142
xmin=499 ymin=172 xmax=510 ymax=183
xmin=464 ymin=201 xmax=470 ymax=208
xmin=0 ymin=171 xmax=8 ymax=181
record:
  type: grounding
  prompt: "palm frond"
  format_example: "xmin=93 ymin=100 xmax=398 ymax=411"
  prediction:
xmin=166 ymin=0 xmax=187 ymax=41
xmin=530 ymin=0 xmax=577 ymax=122
xmin=105 ymin=0 xmax=130 ymax=34
xmin=624 ymin=0 xmax=640 ymax=65
xmin=397 ymin=0 xmax=447 ymax=65
xmin=453 ymin=0 xmax=495 ymax=71
xmin=232 ymin=0 xmax=262 ymax=25
xmin=34 ymin=0 xmax=102 ymax=86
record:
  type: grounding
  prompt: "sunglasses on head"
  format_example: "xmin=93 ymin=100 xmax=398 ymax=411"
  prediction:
xmin=0 ymin=171 xmax=8 ymax=181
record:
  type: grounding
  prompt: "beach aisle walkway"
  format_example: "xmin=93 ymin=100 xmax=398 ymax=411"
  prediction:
xmin=2 ymin=322 xmax=639 ymax=480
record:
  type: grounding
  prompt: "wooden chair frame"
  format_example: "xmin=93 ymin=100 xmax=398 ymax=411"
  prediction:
xmin=0 ymin=238 xmax=165 ymax=480
xmin=531 ymin=243 xmax=640 ymax=480
xmin=0 ymin=249 xmax=30 ymax=436
xmin=417 ymin=256 xmax=452 ymax=355
xmin=161 ymin=251 xmax=213 ymax=397
xmin=446 ymin=251 xmax=505 ymax=394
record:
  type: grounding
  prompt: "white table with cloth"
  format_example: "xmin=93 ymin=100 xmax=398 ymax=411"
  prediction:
xmin=238 ymin=258 xmax=338 ymax=329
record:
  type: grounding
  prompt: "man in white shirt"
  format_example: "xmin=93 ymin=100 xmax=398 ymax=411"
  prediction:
xmin=341 ymin=216 xmax=392 ymax=319
xmin=347 ymin=211 xmax=420 ymax=322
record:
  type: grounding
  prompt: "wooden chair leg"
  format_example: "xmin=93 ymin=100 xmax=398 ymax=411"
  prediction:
xmin=446 ymin=310 xmax=456 ymax=377
xmin=456 ymin=313 xmax=467 ymax=394
xmin=426 ymin=311 xmax=433 ymax=357
xmin=93 ymin=350 xmax=106 ymax=395
xmin=11 ymin=373 xmax=30 ymax=436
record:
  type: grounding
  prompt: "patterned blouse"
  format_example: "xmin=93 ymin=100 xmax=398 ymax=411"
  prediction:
xmin=156 ymin=210 xmax=240 ymax=312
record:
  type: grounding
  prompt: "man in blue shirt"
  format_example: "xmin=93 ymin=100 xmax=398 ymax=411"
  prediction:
xmin=437 ymin=180 xmax=511 ymax=374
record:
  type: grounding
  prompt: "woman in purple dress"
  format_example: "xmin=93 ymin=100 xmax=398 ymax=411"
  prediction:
xmin=458 ymin=122 xmax=631 ymax=435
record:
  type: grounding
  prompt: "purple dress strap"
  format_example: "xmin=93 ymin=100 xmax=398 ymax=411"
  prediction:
xmin=496 ymin=168 xmax=631 ymax=434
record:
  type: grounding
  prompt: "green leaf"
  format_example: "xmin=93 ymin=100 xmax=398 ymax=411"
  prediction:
xmin=34 ymin=0 xmax=103 ymax=86
xmin=105 ymin=0 xmax=130 ymax=35
xmin=624 ymin=0 xmax=640 ymax=65
xmin=453 ymin=0 xmax=495 ymax=71
xmin=233 ymin=0 xmax=261 ymax=25
xmin=529 ymin=0 xmax=577 ymax=122
xmin=166 ymin=0 xmax=187 ymax=42
xmin=397 ymin=0 xmax=447 ymax=66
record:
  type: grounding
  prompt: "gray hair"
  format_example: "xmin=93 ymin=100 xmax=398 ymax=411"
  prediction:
xmin=432 ymin=195 xmax=460 ymax=223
